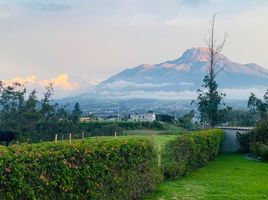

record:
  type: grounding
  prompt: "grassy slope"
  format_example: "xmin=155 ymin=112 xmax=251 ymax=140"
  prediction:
xmin=145 ymin=153 xmax=268 ymax=200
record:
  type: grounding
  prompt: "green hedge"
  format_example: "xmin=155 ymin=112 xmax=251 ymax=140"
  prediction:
xmin=80 ymin=121 xmax=165 ymax=133
xmin=0 ymin=139 xmax=162 ymax=200
xmin=162 ymin=129 xmax=224 ymax=178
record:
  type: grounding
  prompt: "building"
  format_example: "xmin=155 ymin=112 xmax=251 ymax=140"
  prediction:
xmin=128 ymin=111 xmax=156 ymax=122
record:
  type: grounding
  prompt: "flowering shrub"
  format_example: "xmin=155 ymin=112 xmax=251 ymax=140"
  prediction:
xmin=0 ymin=139 xmax=162 ymax=200
xmin=162 ymin=129 xmax=224 ymax=178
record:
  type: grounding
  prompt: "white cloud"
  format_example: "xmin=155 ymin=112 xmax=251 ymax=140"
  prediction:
xmin=180 ymin=82 xmax=194 ymax=86
xmin=102 ymin=80 xmax=173 ymax=90
xmin=3 ymin=74 xmax=79 ymax=91
xmin=94 ymin=86 xmax=268 ymax=100
xmin=224 ymin=87 xmax=267 ymax=100
xmin=39 ymin=74 xmax=79 ymax=90
xmin=181 ymin=0 xmax=211 ymax=7
xmin=96 ymin=89 xmax=196 ymax=100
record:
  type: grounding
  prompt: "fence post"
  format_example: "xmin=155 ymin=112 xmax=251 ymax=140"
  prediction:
xmin=69 ymin=133 xmax=72 ymax=144
xmin=55 ymin=134 xmax=58 ymax=143
xmin=62 ymin=134 xmax=64 ymax=141
xmin=157 ymin=144 xmax=161 ymax=167
xmin=82 ymin=131 xmax=85 ymax=140
xmin=114 ymin=131 xmax=117 ymax=138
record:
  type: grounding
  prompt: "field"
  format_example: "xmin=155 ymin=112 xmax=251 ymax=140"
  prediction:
xmin=145 ymin=153 xmax=268 ymax=200
xmin=121 ymin=122 xmax=186 ymax=136
xmin=87 ymin=134 xmax=179 ymax=147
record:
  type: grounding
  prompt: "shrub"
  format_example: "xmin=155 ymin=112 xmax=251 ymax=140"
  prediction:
xmin=260 ymin=145 xmax=268 ymax=161
xmin=91 ymin=124 xmax=123 ymax=136
xmin=80 ymin=121 xmax=165 ymax=136
xmin=252 ymin=118 xmax=268 ymax=144
xmin=236 ymin=132 xmax=252 ymax=153
xmin=0 ymin=138 xmax=162 ymax=200
xmin=162 ymin=129 xmax=224 ymax=179
xmin=238 ymin=118 xmax=268 ymax=160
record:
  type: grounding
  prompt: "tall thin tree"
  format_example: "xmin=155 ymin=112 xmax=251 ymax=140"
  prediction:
xmin=196 ymin=14 xmax=228 ymax=127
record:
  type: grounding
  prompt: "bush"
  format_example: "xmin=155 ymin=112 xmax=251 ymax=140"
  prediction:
xmin=91 ymin=124 xmax=123 ymax=136
xmin=162 ymin=129 xmax=224 ymax=179
xmin=238 ymin=118 xmax=268 ymax=160
xmin=0 ymin=138 xmax=162 ymax=200
xmin=252 ymin=118 xmax=268 ymax=144
xmin=80 ymin=121 xmax=165 ymax=136
xmin=260 ymin=145 xmax=268 ymax=161
xmin=237 ymin=132 xmax=252 ymax=153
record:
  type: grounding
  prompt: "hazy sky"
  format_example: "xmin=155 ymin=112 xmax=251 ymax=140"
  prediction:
xmin=0 ymin=0 xmax=268 ymax=97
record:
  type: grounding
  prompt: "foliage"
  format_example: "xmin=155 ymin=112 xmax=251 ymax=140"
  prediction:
xmin=156 ymin=114 xmax=174 ymax=123
xmin=91 ymin=124 xmax=124 ymax=136
xmin=248 ymin=91 xmax=268 ymax=123
xmin=196 ymin=76 xmax=227 ymax=127
xmin=195 ymin=15 xmax=229 ymax=127
xmin=224 ymin=110 xmax=253 ymax=126
xmin=0 ymin=138 xmax=162 ymax=200
xmin=237 ymin=117 xmax=268 ymax=160
xmin=80 ymin=121 xmax=165 ymax=136
xmin=178 ymin=110 xmax=195 ymax=130
xmin=236 ymin=132 xmax=252 ymax=153
xmin=0 ymin=82 xmax=82 ymax=143
xmin=162 ymin=129 xmax=224 ymax=179
xmin=260 ymin=145 xmax=268 ymax=161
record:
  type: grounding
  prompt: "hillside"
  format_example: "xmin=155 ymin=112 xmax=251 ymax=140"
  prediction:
xmin=68 ymin=47 xmax=268 ymax=101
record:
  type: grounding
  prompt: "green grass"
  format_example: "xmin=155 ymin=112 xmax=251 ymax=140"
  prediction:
xmin=122 ymin=127 xmax=185 ymax=136
xmin=122 ymin=129 xmax=169 ymax=135
xmin=145 ymin=153 xmax=268 ymax=200
xmin=86 ymin=134 xmax=178 ymax=148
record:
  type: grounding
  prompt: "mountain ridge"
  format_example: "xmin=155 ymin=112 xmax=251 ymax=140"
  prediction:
xmin=68 ymin=47 xmax=268 ymax=101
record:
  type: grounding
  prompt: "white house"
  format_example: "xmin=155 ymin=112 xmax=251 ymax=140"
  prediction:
xmin=129 ymin=111 xmax=156 ymax=122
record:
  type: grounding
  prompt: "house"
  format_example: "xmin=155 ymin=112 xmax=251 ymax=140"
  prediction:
xmin=128 ymin=111 xmax=156 ymax=122
xmin=80 ymin=117 xmax=93 ymax=122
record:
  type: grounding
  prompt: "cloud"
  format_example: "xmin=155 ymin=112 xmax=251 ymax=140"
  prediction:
xmin=101 ymin=80 xmax=173 ymax=90
xmin=24 ymin=2 xmax=70 ymax=12
xmin=181 ymin=0 xmax=211 ymax=7
xmin=180 ymin=82 xmax=194 ymax=86
xmin=94 ymin=85 xmax=268 ymax=100
xmin=4 ymin=75 xmax=37 ymax=85
xmin=3 ymin=74 xmax=79 ymax=91
xmin=0 ymin=4 xmax=9 ymax=12
xmin=96 ymin=90 xmax=196 ymax=100
xmin=40 ymin=74 xmax=79 ymax=90
xmin=223 ymin=87 xmax=267 ymax=100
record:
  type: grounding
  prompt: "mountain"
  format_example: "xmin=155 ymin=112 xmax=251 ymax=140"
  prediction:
xmin=66 ymin=47 xmax=268 ymax=102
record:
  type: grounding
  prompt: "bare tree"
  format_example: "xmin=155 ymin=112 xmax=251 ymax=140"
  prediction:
xmin=206 ymin=14 xmax=227 ymax=80
xmin=196 ymin=14 xmax=228 ymax=127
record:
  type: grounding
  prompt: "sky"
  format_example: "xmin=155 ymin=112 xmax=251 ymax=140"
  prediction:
xmin=0 ymin=0 xmax=268 ymax=98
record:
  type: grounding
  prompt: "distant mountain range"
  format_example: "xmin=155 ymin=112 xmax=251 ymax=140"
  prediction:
xmin=65 ymin=47 xmax=268 ymax=102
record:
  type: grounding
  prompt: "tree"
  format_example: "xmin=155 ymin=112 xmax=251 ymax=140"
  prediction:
xmin=0 ymin=82 xmax=79 ymax=142
xmin=195 ymin=14 xmax=228 ymax=127
xmin=178 ymin=110 xmax=195 ymax=130
xmin=71 ymin=102 xmax=82 ymax=124
xmin=248 ymin=92 xmax=267 ymax=123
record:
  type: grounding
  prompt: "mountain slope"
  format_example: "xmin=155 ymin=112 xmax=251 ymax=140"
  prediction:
xmin=92 ymin=47 xmax=268 ymax=99
xmin=62 ymin=47 xmax=268 ymax=102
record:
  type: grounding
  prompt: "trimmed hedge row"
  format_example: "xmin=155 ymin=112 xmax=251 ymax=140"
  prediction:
xmin=162 ymin=129 xmax=224 ymax=178
xmin=0 ymin=139 xmax=162 ymax=200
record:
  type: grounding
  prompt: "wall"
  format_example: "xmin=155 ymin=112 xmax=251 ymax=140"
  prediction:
xmin=221 ymin=128 xmax=252 ymax=152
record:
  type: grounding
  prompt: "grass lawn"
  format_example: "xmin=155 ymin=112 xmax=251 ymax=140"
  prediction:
xmin=145 ymin=153 xmax=268 ymax=200
xmin=86 ymin=134 xmax=178 ymax=148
